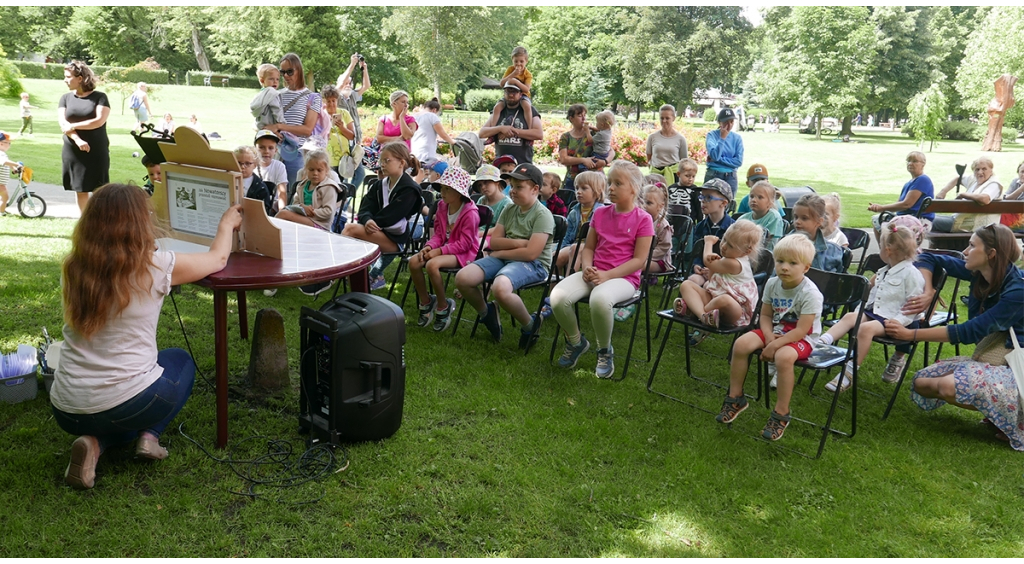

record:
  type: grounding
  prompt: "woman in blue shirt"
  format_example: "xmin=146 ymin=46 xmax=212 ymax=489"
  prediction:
xmin=704 ymin=108 xmax=744 ymax=196
xmin=887 ymin=224 xmax=1024 ymax=450
xmin=867 ymin=151 xmax=935 ymax=243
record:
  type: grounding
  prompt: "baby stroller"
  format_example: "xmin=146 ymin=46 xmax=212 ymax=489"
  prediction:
xmin=451 ymin=132 xmax=484 ymax=174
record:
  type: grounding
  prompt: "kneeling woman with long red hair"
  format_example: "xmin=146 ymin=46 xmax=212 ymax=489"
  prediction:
xmin=50 ymin=183 xmax=242 ymax=489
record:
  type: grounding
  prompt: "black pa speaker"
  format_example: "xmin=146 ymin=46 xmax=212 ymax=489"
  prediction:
xmin=298 ymin=292 xmax=406 ymax=444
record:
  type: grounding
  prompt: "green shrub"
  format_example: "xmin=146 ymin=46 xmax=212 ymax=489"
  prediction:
xmin=0 ymin=50 xmax=23 ymax=99
xmin=702 ymin=108 xmax=717 ymax=122
xmin=1001 ymin=126 xmax=1017 ymax=144
xmin=903 ymin=120 xmax=984 ymax=142
xmin=465 ymin=89 xmax=503 ymax=112
xmin=184 ymin=71 xmax=261 ymax=89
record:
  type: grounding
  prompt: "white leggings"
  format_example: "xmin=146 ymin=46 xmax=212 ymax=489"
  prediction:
xmin=550 ymin=272 xmax=637 ymax=350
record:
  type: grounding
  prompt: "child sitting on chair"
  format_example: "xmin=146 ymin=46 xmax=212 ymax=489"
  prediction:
xmin=410 ymin=166 xmax=479 ymax=333
xmin=343 ymin=141 xmax=424 ymax=290
xmin=822 ymin=192 xmax=849 ymax=247
xmin=675 ymin=219 xmax=763 ymax=329
xmin=791 ymin=193 xmax=846 ymax=273
xmin=737 ymin=180 xmax=785 ymax=250
xmin=821 ymin=217 xmax=926 ymax=393
xmin=550 ymin=160 xmax=654 ymax=379
xmin=455 ymin=162 xmax=555 ymax=349
xmin=717 ymin=234 xmax=824 ymax=442
xmin=275 ymin=149 xmax=341 ymax=231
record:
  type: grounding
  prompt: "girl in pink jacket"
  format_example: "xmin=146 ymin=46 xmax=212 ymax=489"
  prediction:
xmin=409 ymin=166 xmax=480 ymax=332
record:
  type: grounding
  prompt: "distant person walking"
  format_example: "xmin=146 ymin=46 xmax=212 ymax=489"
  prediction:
xmin=58 ymin=61 xmax=110 ymax=214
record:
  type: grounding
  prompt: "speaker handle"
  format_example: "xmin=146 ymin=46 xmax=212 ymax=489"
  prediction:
xmin=360 ymin=361 xmax=382 ymax=403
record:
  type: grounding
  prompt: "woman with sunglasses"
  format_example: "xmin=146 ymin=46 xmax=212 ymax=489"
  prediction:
xmin=887 ymin=223 xmax=1024 ymax=450
xmin=266 ymin=53 xmax=321 ymax=187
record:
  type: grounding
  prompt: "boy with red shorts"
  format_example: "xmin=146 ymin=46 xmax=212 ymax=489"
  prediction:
xmin=716 ymin=233 xmax=823 ymax=441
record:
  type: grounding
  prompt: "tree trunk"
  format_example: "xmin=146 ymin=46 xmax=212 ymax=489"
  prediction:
xmin=433 ymin=80 xmax=441 ymax=102
xmin=636 ymin=101 xmax=642 ymax=121
xmin=191 ymin=26 xmax=210 ymax=72
xmin=611 ymin=101 xmax=619 ymax=114
xmin=815 ymin=112 xmax=822 ymax=140
xmin=840 ymin=115 xmax=853 ymax=136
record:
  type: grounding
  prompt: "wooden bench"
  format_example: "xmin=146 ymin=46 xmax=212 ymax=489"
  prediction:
xmin=917 ymin=197 xmax=1024 ymax=248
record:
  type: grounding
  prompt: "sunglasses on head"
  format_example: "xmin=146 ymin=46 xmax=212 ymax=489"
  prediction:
xmin=281 ymin=68 xmax=295 ymax=76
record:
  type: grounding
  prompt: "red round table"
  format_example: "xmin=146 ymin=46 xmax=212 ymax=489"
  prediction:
xmin=163 ymin=220 xmax=380 ymax=448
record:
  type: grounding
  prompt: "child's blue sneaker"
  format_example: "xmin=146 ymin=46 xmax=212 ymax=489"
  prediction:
xmin=595 ymin=346 xmax=615 ymax=379
xmin=558 ymin=334 xmax=590 ymax=369
xmin=540 ymin=297 xmax=553 ymax=319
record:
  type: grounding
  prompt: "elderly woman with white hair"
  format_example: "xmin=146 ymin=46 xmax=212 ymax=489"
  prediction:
xmin=376 ymin=90 xmax=418 ymax=149
xmin=931 ymin=156 xmax=1004 ymax=233
xmin=645 ymin=104 xmax=688 ymax=184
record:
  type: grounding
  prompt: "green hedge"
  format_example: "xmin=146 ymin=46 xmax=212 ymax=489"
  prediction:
xmin=702 ymin=108 xmax=717 ymax=122
xmin=184 ymin=71 xmax=261 ymax=89
xmin=9 ymin=61 xmax=170 ymax=84
xmin=465 ymin=89 xmax=502 ymax=112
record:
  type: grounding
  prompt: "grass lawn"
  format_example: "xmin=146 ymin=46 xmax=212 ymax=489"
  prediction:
xmin=1 ymin=212 xmax=1023 ymax=556
xmin=4 ymin=79 xmax=1023 ymax=228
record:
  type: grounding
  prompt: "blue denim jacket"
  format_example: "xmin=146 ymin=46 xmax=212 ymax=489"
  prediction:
xmin=916 ymin=253 xmax=1024 ymax=348
xmin=809 ymin=229 xmax=846 ymax=273
xmin=564 ymin=201 xmax=604 ymax=245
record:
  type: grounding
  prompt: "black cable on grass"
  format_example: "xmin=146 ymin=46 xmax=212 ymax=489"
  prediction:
xmin=169 ymin=290 xmax=216 ymax=392
xmin=171 ymin=294 xmax=351 ymax=503
xmin=178 ymin=422 xmax=350 ymax=505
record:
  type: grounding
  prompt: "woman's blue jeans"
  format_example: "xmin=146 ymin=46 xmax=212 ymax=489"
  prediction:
xmin=52 ymin=348 xmax=196 ymax=450
xmin=279 ymin=141 xmax=305 ymax=189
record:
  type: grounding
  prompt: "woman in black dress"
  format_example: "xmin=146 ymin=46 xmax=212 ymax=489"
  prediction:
xmin=58 ymin=61 xmax=110 ymax=214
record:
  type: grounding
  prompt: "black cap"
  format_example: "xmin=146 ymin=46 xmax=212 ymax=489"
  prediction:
xmin=500 ymin=162 xmax=543 ymax=187
xmin=717 ymin=108 xmax=736 ymax=122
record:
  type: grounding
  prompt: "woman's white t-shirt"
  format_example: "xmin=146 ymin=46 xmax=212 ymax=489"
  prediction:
xmin=411 ymin=111 xmax=441 ymax=163
xmin=51 ymin=251 xmax=176 ymax=414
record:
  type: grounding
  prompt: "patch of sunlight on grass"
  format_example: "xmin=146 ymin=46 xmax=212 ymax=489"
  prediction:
xmin=621 ymin=511 xmax=711 ymax=556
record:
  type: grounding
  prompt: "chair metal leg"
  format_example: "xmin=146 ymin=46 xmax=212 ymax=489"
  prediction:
xmin=646 ymin=321 xmax=675 ymax=392
xmin=882 ymin=342 xmax=918 ymax=420
xmin=611 ymin=296 xmax=644 ymax=382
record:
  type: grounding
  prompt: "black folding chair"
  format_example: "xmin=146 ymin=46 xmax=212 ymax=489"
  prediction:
xmin=417 ymin=206 xmax=494 ymax=312
xmin=351 ymin=173 xmax=379 ymax=222
xmin=557 ymin=188 xmax=577 ymax=209
xmin=381 ymin=190 xmax=431 ymax=300
xmin=511 ymin=216 xmax=569 ymax=354
xmin=917 ymin=249 xmax=964 ymax=365
xmin=454 ymin=216 xmax=568 ymax=347
xmin=647 ymin=247 xmax=774 ymax=404
xmin=547 ymin=222 xmax=656 ymax=380
xmin=853 ymin=254 xmax=949 ymax=419
xmin=762 ymin=269 xmax=870 ymax=459
xmin=842 ymin=227 xmax=870 ymax=274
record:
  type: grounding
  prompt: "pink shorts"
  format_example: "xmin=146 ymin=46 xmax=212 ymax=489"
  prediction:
xmin=750 ymin=329 xmax=813 ymax=360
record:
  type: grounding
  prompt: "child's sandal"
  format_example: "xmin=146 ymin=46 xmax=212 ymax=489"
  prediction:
xmin=761 ymin=411 xmax=792 ymax=441
xmin=673 ymin=298 xmax=688 ymax=317
xmin=701 ymin=310 xmax=720 ymax=329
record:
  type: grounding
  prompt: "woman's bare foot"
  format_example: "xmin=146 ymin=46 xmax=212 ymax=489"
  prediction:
xmin=65 ymin=435 xmax=101 ymax=490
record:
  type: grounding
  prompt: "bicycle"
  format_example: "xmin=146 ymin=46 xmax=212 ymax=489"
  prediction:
xmin=7 ymin=165 xmax=46 ymax=218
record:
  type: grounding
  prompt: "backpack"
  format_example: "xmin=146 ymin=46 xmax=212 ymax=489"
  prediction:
xmin=300 ymin=93 xmax=332 ymax=152
xmin=128 ymin=92 xmax=143 ymax=110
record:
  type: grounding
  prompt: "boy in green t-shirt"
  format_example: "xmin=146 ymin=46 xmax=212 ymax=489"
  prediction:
xmin=455 ymin=163 xmax=555 ymax=349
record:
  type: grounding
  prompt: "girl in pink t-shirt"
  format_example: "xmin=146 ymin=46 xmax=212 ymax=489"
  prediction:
xmin=376 ymin=90 xmax=417 ymax=149
xmin=550 ymin=160 xmax=655 ymax=379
